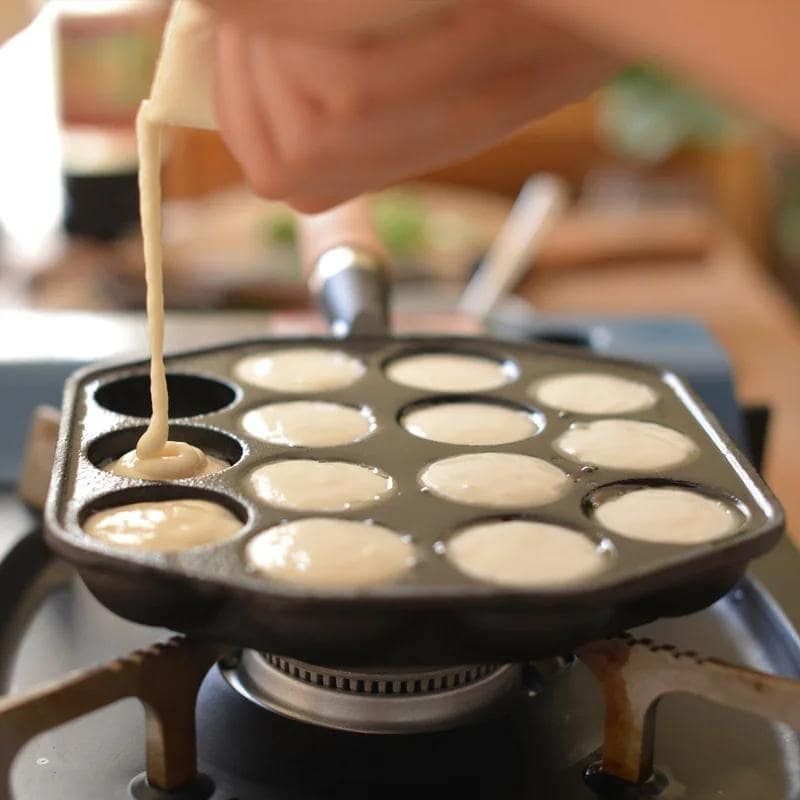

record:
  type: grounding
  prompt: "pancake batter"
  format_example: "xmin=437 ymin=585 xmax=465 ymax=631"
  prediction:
xmin=105 ymin=444 xmax=228 ymax=480
xmin=402 ymin=401 xmax=537 ymax=445
xmin=420 ymin=452 xmax=570 ymax=508
xmin=132 ymin=99 xmax=215 ymax=479
xmin=246 ymin=518 xmax=416 ymax=588
xmin=554 ymin=419 xmax=698 ymax=471
xmin=385 ymin=352 xmax=516 ymax=392
xmin=234 ymin=348 xmax=366 ymax=393
xmin=241 ymin=401 xmax=374 ymax=447
xmin=532 ymin=372 xmax=658 ymax=415
xmin=128 ymin=2 xmax=231 ymax=481
xmin=594 ymin=486 xmax=741 ymax=544
xmin=250 ymin=459 xmax=394 ymax=512
xmin=446 ymin=520 xmax=610 ymax=587
xmin=84 ymin=498 xmax=241 ymax=552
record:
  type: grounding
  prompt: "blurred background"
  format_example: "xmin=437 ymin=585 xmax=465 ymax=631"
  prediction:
xmin=3 ymin=0 xmax=800 ymax=311
xmin=2 ymin=1 xmax=800 ymax=525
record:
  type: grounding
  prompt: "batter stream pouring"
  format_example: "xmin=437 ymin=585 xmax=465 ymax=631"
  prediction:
xmin=125 ymin=0 xmax=221 ymax=481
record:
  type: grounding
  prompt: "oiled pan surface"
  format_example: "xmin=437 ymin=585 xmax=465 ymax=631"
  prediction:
xmin=45 ymin=336 xmax=783 ymax=665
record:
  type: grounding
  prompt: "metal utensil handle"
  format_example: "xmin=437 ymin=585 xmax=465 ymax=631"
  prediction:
xmin=578 ymin=633 xmax=800 ymax=784
xmin=299 ymin=197 xmax=390 ymax=337
xmin=457 ymin=173 xmax=568 ymax=319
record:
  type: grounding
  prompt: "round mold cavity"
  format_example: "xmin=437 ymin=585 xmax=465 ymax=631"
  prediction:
xmin=240 ymin=400 xmax=376 ymax=448
xmin=583 ymin=480 xmax=748 ymax=546
xmin=553 ymin=418 xmax=698 ymax=472
xmin=530 ymin=371 xmax=658 ymax=415
xmin=418 ymin=452 xmax=571 ymax=509
xmin=79 ymin=484 xmax=249 ymax=525
xmin=77 ymin=486 xmax=250 ymax=553
xmin=398 ymin=396 xmax=544 ymax=446
xmin=441 ymin=516 xmax=614 ymax=589
xmin=87 ymin=424 xmax=244 ymax=474
xmin=233 ymin=347 xmax=366 ymax=393
xmin=244 ymin=517 xmax=417 ymax=589
xmin=94 ymin=373 xmax=237 ymax=419
xmin=383 ymin=349 xmax=519 ymax=393
xmin=248 ymin=458 xmax=395 ymax=513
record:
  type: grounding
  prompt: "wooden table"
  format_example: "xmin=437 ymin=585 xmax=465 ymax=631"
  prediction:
xmin=519 ymin=230 xmax=800 ymax=543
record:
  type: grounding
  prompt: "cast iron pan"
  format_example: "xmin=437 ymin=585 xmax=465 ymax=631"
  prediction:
xmin=44 ymin=201 xmax=784 ymax=666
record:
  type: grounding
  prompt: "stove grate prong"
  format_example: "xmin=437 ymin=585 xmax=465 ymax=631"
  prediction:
xmin=0 ymin=637 xmax=227 ymax=798
xmin=578 ymin=633 xmax=800 ymax=785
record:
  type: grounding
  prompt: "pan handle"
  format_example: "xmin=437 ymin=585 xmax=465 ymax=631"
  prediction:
xmin=298 ymin=197 xmax=390 ymax=337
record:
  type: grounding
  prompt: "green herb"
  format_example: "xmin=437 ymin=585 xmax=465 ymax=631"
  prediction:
xmin=263 ymin=210 xmax=297 ymax=247
xmin=373 ymin=191 xmax=426 ymax=256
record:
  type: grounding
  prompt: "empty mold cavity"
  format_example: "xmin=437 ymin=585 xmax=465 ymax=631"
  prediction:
xmin=585 ymin=481 xmax=745 ymax=545
xmin=79 ymin=486 xmax=248 ymax=553
xmin=445 ymin=518 xmax=612 ymax=588
xmin=400 ymin=397 xmax=543 ymax=446
xmin=384 ymin=351 xmax=518 ymax=392
xmin=94 ymin=373 xmax=237 ymax=418
xmin=87 ymin=424 xmax=243 ymax=474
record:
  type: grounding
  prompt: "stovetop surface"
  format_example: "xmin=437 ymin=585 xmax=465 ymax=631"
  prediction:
xmin=4 ymin=489 xmax=800 ymax=799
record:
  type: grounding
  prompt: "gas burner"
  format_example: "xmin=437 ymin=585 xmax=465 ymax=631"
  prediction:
xmin=223 ymin=650 xmax=522 ymax=733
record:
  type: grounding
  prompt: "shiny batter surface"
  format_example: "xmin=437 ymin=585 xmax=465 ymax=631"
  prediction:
xmin=594 ymin=487 xmax=741 ymax=544
xmin=385 ymin=353 xmax=515 ymax=392
xmin=234 ymin=348 xmax=366 ymax=393
xmin=105 ymin=443 xmax=228 ymax=480
xmin=250 ymin=459 xmax=394 ymax=512
xmin=241 ymin=401 xmax=374 ymax=447
xmin=554 ymin=419 xmax=698 ymax=471
xmin=402 ymin=401 xmax=537 ymax=445
xmin=83 ymin=498 xmax=241 ymax=551
xmin=420 ymin=452 xmax=570 ymax=508
xmin=446 ymin=520 xmax=610 ymax=587
xmin=531 ymin=372 xmax=658 ymax=415
xmin=246 ymin=518 xmax=416 ymax=588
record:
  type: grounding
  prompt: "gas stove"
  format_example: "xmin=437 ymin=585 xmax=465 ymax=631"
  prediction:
xmin=1 ymin=307 xmax=799 ymax=799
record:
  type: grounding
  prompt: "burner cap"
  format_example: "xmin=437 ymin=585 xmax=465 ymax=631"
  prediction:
xmin=223 ymin=651 xmax=521 ymax=734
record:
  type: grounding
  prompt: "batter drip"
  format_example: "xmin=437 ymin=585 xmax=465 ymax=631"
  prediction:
xmin=132 ymin=100 xmax=221 ymax=480
xmin=129 ymin=1 xmax=225 ymax=481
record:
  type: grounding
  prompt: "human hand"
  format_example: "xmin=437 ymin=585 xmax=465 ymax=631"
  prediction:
xmin=207 ymin=0 xmax=618 ymax=211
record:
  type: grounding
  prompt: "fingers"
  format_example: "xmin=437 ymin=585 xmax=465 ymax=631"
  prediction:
xmin=211 ymin=3 xmax=616 ymax=210
xmin=213 ymin=20 xmax=288 ymax=199
xmin=200 ymin=0 xmax=460 ymax=39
